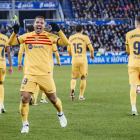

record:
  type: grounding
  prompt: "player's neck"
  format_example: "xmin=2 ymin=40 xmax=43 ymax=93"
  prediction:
xmin=76 ymin=32 xmax=82 ymax=34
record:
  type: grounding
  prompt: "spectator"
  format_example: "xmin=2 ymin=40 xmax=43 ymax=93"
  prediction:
xmin=6 ymin=30 xmax=11 ymax=38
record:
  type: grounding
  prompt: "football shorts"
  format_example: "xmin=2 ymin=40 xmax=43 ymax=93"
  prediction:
xmin=72 ymin=63 xmax=86 ymax=78
xmin=0 ymin=68 xmax=6 ymax=82
xmin=20 ymin=74 xmax=56 ymax=93
xmin=128 ymin=66 xmax=140 ymax=85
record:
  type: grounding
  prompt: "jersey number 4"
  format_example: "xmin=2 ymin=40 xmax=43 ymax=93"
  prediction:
xmin=0 ymin=45 xmax=5 ymax=58
xmin=73 ymin=43 xmax=82 ymax=54
xmin=133 ymin=41 xmax=140 ymax=55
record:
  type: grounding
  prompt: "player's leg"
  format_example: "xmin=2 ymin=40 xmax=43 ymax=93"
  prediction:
xmin=20 ymin=91 xmax=32 ymax=133
xmin=0 ymin=68 xmax=6 ymax=113
xmin=70 ymin=63 xmax=79 ymax=101
xmin=38 ymin=75 xmax=67 ymax=127
xmin=32 ymin=85 xmax=39 ymax=105
xmin=20 ymin=75 xmax=37 ymax=133
xmin=137 ymin=75 xmax=140 ymax=93
xmin=45 ymin=92 xmax=67 ymax=127
xmin=128 ymin=67 xmax=138 ymax=115
xmin=79 ymin=63 xmax=87 ymax=100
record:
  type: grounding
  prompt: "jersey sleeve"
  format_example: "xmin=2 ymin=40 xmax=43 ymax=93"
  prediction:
xmin=126 ymin=33 xmax=130 ymax=54
xmin=86 ymin=36 xmax=91 ymax=45
xmin=67 ymin=37 xmax=72 ymax=56
xmin=52 ymin=44 xmax=58 ymax=52
xmin=18 ymin=33 xmax=28 ymax=44
xmin=86 ymin=36 xmax=94 ymax=57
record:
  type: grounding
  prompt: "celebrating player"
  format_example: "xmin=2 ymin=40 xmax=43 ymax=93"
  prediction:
xmin=67 ymin=24 xmax=94 ymax=101
xmin=8 ymin=16 xmax=69 ymax=133
xmin=0 ymin=23 xmax=13 ymax=113
xmin=126 ymin=16 xmax=140 ymax=115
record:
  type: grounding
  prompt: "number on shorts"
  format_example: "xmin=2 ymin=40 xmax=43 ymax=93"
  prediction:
xmin=133 ymin=41 xmax=140 ymax=55
xmin=0 ymin=45 xmax=5 ymax=58
xmin=23 ymin=78 xmax=28 ymax=85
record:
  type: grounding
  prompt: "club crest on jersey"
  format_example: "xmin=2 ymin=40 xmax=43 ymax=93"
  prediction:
xmin=35 ymin=37 xmax=39 ymax=41
xmin=28 ymin=44 xmax=33 ymax=49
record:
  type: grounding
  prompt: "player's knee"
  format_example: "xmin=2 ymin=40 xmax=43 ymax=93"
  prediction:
xmin=81 ymin=76 xmax=86 ymax=80
xmin=48 ymin=95 xmax=57 ymax=104
xmin=21 ymin=91 xmax=30 ymax=103
xmin=0 ymin=81 xmax=3 ymax=84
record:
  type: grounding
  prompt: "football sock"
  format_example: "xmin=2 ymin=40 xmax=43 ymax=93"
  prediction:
xmin=130 ymin=88 xmax=136 ymax=106
xmin=53 ymin=98 xmax=62 ymax=113
xmin=80 ymin=80 xmax=86 ymax=96
xmin=22 ymin=121 xmax=29 ymax=127
xmin=42 ymin=93 xmax=46 ymax=100
xmin=19 ymin=102 xmax=29 ymax=122
xmin=71 ymin=79 xmax=76 ymax=90
xmin=0 ymin=84 xmax=4 ymax=103
xmin=33 ymin=85 xmax=39 ymax=103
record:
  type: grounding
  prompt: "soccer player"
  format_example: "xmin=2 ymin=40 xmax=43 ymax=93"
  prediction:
xmin=40 ymin=27 xmax=61 ymax=103
xmin=18 ymin=25 xmax=40 ymax=105
xmin=126 ymin=16 xmax=140 ymax=115
xmin=8 ymin=16 xmax=69 ymax=133
xmin=67 ymin=24 xmax=94 ymax=101
xmin=0 ymin=23 xmax=13 ymax=113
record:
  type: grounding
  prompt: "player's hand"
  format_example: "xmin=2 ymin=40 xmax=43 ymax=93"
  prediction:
xmin=49 ymin=22 xmax=60 ymax=32
xmin=57 ymin=63 xmax=61 ymax=66
xmin=90 ymin=56 xmax=95 ymax=59
xmin=127 ymin=56 xmax=129 ymax=62
xmin=13 ymin=23 xmax=20 ymax=34
xmin=8 ymin=66 xmax=13 ymax=75
xmin=18 ymin=64 xmax=22 ymax=71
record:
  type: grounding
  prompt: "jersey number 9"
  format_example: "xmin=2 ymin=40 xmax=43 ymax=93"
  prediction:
xmin=73 ymin=43 xmax=82 ymax=54
xmin=133 ymin=41 xmax=140 ymax=55
xmin=23 ymin=78 xmax=28 ymax=85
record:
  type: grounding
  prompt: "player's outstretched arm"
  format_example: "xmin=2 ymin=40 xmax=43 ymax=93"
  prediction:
xmin=49 ymin=22 xmax=69 ymax=46
xmin=54 ymin=51 xmax=61 ymax=66
xmin=6 ymin=46 xmax=13 ymax=75
xmin=126 ymin=33 xmax=130 ymax=54
xmin=8 ymin=24 xmax=20 ymax=46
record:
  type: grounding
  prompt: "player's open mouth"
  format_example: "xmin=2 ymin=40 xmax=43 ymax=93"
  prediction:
xmin=37 ymin=27 xmax=41 ymax=32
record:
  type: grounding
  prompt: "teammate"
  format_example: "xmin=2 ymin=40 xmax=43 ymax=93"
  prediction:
xmin=40 ymin=27 xmax=61 ymax=103
xmin=18 ymin=25 xmax=40 ymax=105
xmin=67 ymin=24 xmax=94 ymax=101
xmin=8 ymin=16 xmax=69 ymax=133
xmin=126 ymin=16 xmax=140 ymax=115
xmin=0 ymin=23 xmax=13 ymax=113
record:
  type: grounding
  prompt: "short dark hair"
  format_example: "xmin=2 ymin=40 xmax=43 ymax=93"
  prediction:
xmin=75 ymin=24 xmax=83 ymax=32
xmin=35 ymin=16 xmax=45 ymax=22
xmin=27 ymin=25 xmax=34 ymax=32
xmin=135 ymin=16 xmax=140 ymax=24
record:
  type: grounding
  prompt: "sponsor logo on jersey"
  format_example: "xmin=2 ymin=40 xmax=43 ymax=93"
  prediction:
xmin=28 ymin=44 xmax=33 ymax=49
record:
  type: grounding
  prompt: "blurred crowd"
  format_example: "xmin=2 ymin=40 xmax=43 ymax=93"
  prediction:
xmin=69 ymin=0 xmax=138 ymax=21
xmin=57 ymin=21 xmax=132 ymax=52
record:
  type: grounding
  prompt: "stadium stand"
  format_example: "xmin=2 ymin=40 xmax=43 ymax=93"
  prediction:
xmin=68 ymin=0 xmax=137 ymax=21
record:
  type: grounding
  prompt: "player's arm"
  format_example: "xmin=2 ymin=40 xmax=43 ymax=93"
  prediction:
xmin=67 ymin=44 xmax=72 ymax=56
xmin=18 ymin=44 xmax=24 ymax=71
xmin=52 ymin=44 xmax=61 ymax=66
xmin=54 ymin=51 xmax=61 ymax=66
xmin=86 ymin=36 xmax=94 ymax=59
xmin=8 ymin=24 xmax=25 ymax=46
xmin=49 ymin=22 xmax=69 ymax=46
xmin=6 ymin=45 xmax=13 ymax=75
xmin=126 ymin=33 xmax=130 ymax=54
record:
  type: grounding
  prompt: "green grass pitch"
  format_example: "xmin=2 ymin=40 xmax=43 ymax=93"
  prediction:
xmin=1 ymin=64 xmax=140 ymax=140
